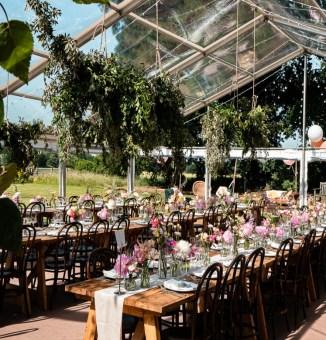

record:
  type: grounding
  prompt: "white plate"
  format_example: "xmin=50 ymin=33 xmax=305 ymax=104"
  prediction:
xmin=46 ymin=230 xmax=60 ymax=236
xmin=316 ymin=227 xmax=325 ymax=232
xmin=148 ymin=260 xmax=170 ymax=269
xmin=133 ymin=220 xmax=149 ymax=225
xmin=293 ymin=239 xmax=302 ymax=244
xmin=270 ymin=242 xmax=290 ymax=250
xmin=192 ymin=269 xmax=220 ymax=278
xmin=265 ymin=251 xmax=277 ymax=257
xmin=211 ymin=243 xmax=222 ymax=251
xmin=163 ymin=279 xmax=197 ymax=292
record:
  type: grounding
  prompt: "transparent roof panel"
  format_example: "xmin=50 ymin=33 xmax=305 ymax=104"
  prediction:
xmin=212 ymin=22 xmax=291 ymax=72
xmin=135 ymin=0 xmax=254 ymax=47
xmin=83 ymin=17 xmax=196 ymax=75
xmin=255 ymin=0 xmax=326 ymax=27
xmin=276 ymin=22 xmax=326 ymax=52
xmin=179 ymin=57 xmax=247 ymax=103
xmin=6 ymin=95 xmax=51 ymax=124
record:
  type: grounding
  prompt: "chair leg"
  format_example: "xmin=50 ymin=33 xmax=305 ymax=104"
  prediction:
xmin=50 ymin=270 xmax=58 ymax=309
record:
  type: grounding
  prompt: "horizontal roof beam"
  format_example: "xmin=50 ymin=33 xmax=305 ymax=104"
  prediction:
xmin=183 ymin=47 xmax=304 ymax=115
xmin=32 ymin=49 xmax=49 ymax=59
xmin=11 ymin=92 xmax=42 ymax=101
xmin=1 ymin=0 xmax=148 ymax=97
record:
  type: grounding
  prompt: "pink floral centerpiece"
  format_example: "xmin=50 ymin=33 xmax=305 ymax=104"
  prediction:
xmin=78 ymin=192 xmax=93 ymax=204
xmin=66 ymin=206 xmax=85 ymax=221
xmin=97 ymin=207 xmax=109 ymax=221
xmin=222 ymin=229 xmax=234 ymax=245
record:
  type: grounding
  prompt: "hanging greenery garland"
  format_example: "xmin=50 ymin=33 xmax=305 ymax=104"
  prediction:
xmin=28 ymin=0 xmax=186 ymax=176
xmin=202 ymin=103 xmax=271 ymax=176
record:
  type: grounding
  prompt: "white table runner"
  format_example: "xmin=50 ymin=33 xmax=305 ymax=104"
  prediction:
xmin=95 ymin=275 xmax=160 ymax=340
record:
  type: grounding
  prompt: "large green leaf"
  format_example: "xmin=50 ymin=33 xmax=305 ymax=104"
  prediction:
xmin=0 ymin=99 xmax=3 ymax=124
xmin=0 ymin=20 xmax=33 ymax=83
xmin=73 ymin=0 xmax=110 ymax=4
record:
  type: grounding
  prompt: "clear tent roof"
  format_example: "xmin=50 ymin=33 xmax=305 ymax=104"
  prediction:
xmin=1 ymin=0 xmax=326 ymax=124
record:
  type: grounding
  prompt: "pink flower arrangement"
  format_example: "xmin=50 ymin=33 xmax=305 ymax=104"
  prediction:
xmin=241 ymin=222 xmax=254 ymax=238
xmin=195 ymin=199 xmax=206 ymax=211
xmin=275 ymin=226 xmax=285 ymax=240
xmin=301 ymin=211 xmax=309 ymax=223
xmin=133 ymin=240 xmax=156 ymax=265
xmin=78 ymin=193 xmax=93 ymax=204
xmin=97 ymin=207 xmax=109 ymax=220
xmin=255 ymin=226 xmax=269 ymax=238
xmin=290 ymin=214 xmax=301 ymax=227
xmin=114 ymin=254 xmax=132 ymax=278
xmin=66 ymin=206 xmax=85 ymax=221
xmin=222 ymin=230 xmax=233 ymax=245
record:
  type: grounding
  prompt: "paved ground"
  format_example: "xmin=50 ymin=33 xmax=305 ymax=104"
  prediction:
xmin=0 ymin=286 xmax=325 ymax=339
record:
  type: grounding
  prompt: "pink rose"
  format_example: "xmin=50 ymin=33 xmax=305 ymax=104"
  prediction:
xmin=97 ymin=207 xmax=109 ymax=220
xmin=114 ymin=254 xmax=131 ymax=277
xmin=150 ymin=217 xmax=160 ymax=228
xmin=276 ymin=227 xmax=285 ymax=240
xmin=301 ymin=212 xmax=309 ymax=223
xmin=291 ymin=215 xmax=301 ymax=227
xmin=255 ymin=226 xmax=269 ymax=238
xmin=222 ymin=230 xmax=233 ymax=245
xmin=242 ymin=222 xmax=254 ymax=238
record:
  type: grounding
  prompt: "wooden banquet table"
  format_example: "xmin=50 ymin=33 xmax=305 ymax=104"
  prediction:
xmin=66 ymin=236 xmax=319 ymax=340
xmin=25 ymin=221 xmax=147 ymax=311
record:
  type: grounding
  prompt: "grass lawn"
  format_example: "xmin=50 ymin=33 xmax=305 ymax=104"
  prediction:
xmin=6 ymin=170 xmax=162 ymax=203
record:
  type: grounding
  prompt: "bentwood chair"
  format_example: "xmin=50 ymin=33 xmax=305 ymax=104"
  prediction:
xmin=68 ymin=195 xmax=79 ymax=205
xmin=165 ymin=211 xmax=182 ymax=238
xmin=123 ymin=198 xmax=138 ymax=218
xmin=312 ymin=227 xmax=326 ymax=297
xmin=75 ymin=221 xmax=110 ymax=279
xmin=25 ymin=202 xmax=46 ymax=227
xmin=0 ymin=248 xmax=11 ymax=313
xmin=86 ymin=248 xmax=137 ymax=339
xmin=262 ymin=238 xmax=294 ymax=340
xmin=161 ymin=262 xmax=224 ymax=340
xmin=287 ymin=229 xmax=316 ymax=327
xmin=181 ymin=208 xmax=195 ymax=240
xmin=215 ymin=254 xmax=246 ymax=339
xmin=17 ymin=202 xmax=26 ymax=217
xmin=239 ymin=247 xmax=265 ymax=338
xmin=44 ymin=222 xmax=83 ymax=308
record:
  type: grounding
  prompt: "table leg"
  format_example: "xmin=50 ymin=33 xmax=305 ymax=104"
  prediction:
xmin=132 ymin=319 xmax=145 ymax=340
xmin=257 ymin=285 xmax=269 ymax=340
xmin=37 ymin=244 xmax=47 ymax=310
xmin=84 ymin=299 xmax=97 ymax=340
xmin=143 ymin=313 xmax=160 ymax=340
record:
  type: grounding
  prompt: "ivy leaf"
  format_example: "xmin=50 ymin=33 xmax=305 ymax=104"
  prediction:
xmin=0 ymin=20 xmax=33 ymax=83
xmin=72 ymin=0 xmax=110 ymax=4
xmin=0 ymin=99 xmax=3 ymax=125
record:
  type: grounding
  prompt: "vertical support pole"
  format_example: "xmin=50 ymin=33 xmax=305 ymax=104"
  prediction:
xmin=294 ymin=160 xmax=298 ymax=193
xmin=300 ymin=55 xmax=308 ymax=207
xmin=58 ymin=159 xmax=66 ymax=198
xmin=204 ymin=151 xmax=211 ymax=201
xmin=127 ymin=156 xmax=135 ymax=194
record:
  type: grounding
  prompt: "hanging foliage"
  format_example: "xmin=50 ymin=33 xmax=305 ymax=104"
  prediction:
xmin=28 ymin=0 xmax=186 ymax=179
xmin=0 ymin=120 xmax=44 ymax=172
xmin=201 ymin=103 xmax=270 ymax=175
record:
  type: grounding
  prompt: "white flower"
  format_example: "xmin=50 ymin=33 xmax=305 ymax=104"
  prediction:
xmin=175 ymin=240 xmax=191 ymax=258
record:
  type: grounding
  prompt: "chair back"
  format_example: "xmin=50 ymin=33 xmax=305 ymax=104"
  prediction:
xmin=87 ymin=220 xmax=110 ymax=248
xmin=68 ymin=195 xmax=79 ymax=205
xmin=21 ymin=225 xmax=36 ymax=273
xmin=203 ymin=206 xmax=215 ymax=231
xmin=18 ymin=202 xmax=26 ymax=216
xmin=93 ymin=195 xmax=104 ymax=207
xmin=295 ymin=229 xmax=316 ymax=279
xmin=181 ymin=208 xmax=195 ymax=239
xmin=271 ymin=238 xmax=293 ymax=292
xmin=26 ymin=202 xmax=45 ymax=215
xmin=123 ymin=198 xmax=138 ymax=217
xmin=0 ymin=248 xmax=10 ymax=294
xmin=244 ymin=247 xmax=265 ymax=305
xmin=165 ymin=211 xmax=181 ymax=237
xmin=87 ymin=248 xmax=117 ymax=279
xmin=191 ymin=262 xmax=223 ymax=340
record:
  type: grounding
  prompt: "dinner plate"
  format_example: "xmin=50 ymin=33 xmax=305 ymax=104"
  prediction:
xmin=192 ymin=269 xmax=220 ymax=278
xmin=293 ymin=239 xmax=302 ymax=244
xmin=270 ymin=242 xmax=290 ymax=250
xmin=163 ymin=279 xmax=197 ymax=292
xmin=211 ymin=243 xmax=222 ymax=251
xmin=133 ymin=220 xmax=149 ymax=225
xmin=265 ymin=251 xmax=277 ymax=257
xmin=316 ymin=227 xmax=325 ymax=232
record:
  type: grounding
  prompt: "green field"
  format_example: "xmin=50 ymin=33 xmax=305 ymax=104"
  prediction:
xmin=7 ymin=170 xmax=160 ymax=203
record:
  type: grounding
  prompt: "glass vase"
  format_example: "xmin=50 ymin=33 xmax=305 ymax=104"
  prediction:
xmin=125 ymin=274 xmax=136 ymax=291
xmin=140 ymin=265 xmax=150 ymax=288
xmin=233 ymin=234 xmax=238 ymax=256
xmin=203 ymin=245 xmax=210 ymax=266
xmin=244 ymin=238 xmax=250 ymax=250
xmin=158 ymin=248 xmax=167 ymax=279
